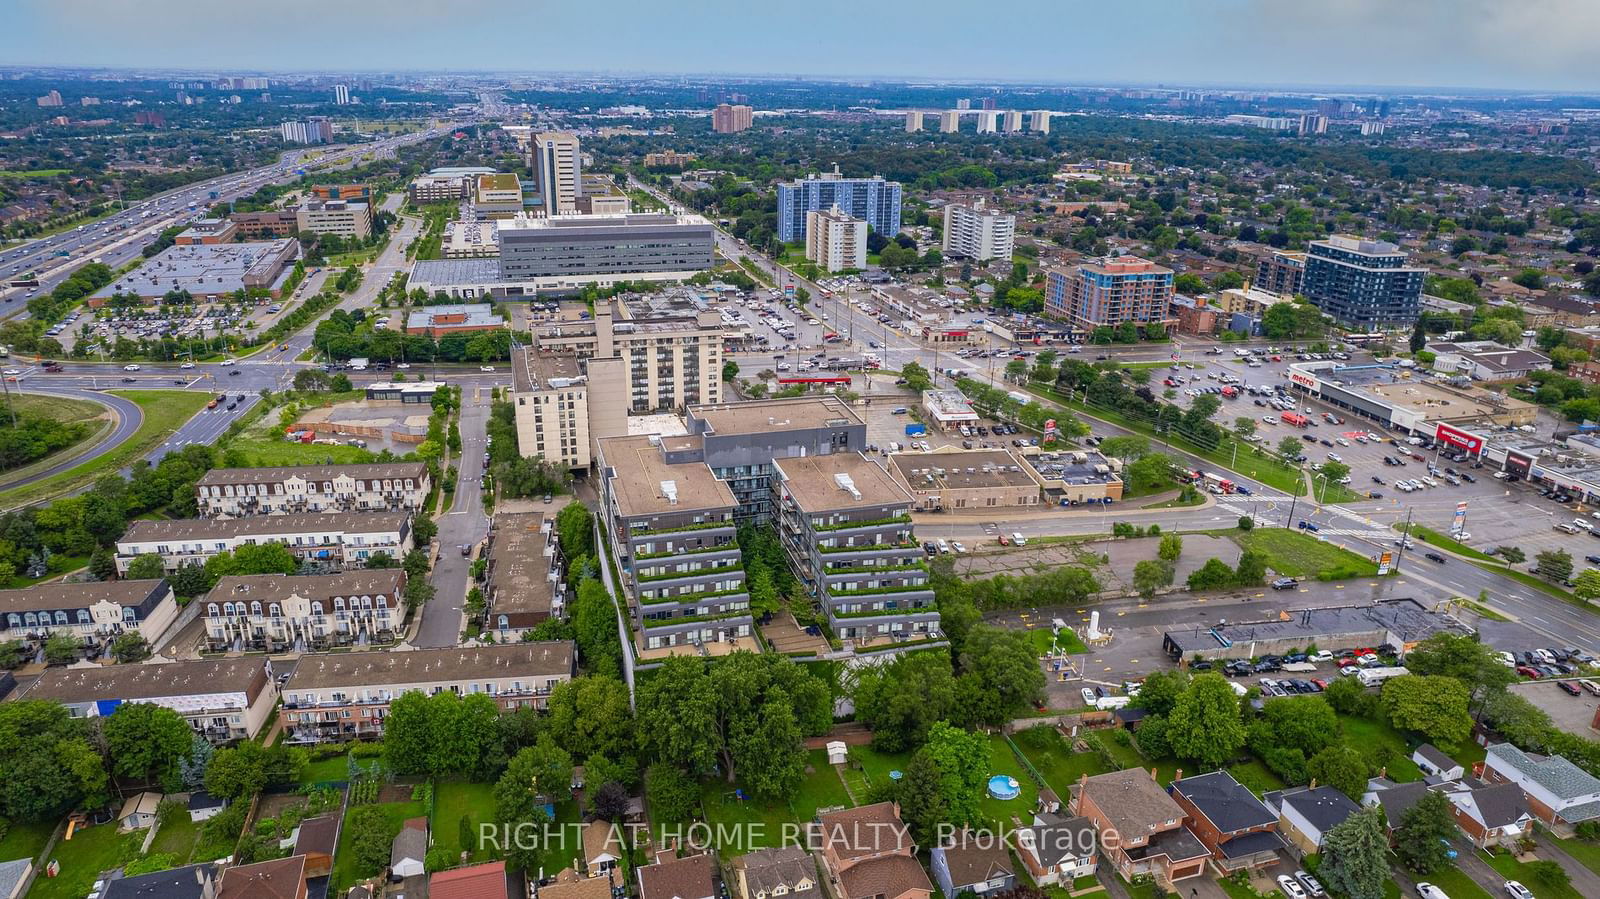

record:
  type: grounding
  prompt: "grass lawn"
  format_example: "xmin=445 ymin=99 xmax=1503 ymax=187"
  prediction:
xmin=225 ymin=437 xmax=377 ymax=467
xmin=1482 ymin=849 xmax=1583 ymax=899
xmin=1027 ymin=627 xmax=1089 ymax=656
xmin=0 ymin=553 xmax=89 ymax=589
xmin=148 ymin=814 xmax=198 ymax=862
xmin=1088 ymin=731 xmax=1178 ymax=784
xmin=978 ymin=734 xmax=1039 ymax=830
xmin=1227 ymin=759 xmax=1286 ymax=796
xmin=0 ymin=394 xmax=109 ymax=487
xmin=1219 ymin=876 xmax=1282 ymax=899
xmin=0 ymin=818 xmax=56 ymax=864
xmin=1143 ymin=492 xmax=1207 ymax=509
xmin=300 ymin=755 xmax=351 ymax=784
xmin=0 ymin=390 xmax=212 ymax=508
xmin=0 ymin=169 xmax=69 ymax=178
xmin=1234 ymin=528 xmax=1381 ymax=580
xmin=30 ymin=822 xmax=144 ymax=899
xmin=1011 ymin=726 xmax=1109 ymax=798
xmin=1339 ymin=714 xmax=1423 ymax=781
xmin=332 ymin=799 xmax=426 ymax=894
xmin=793 ymin=749 xmax=852 ymax=820
xmin=432 ymin=781 xmax=497 ymax=864
xmin=702 ymin=749 xmax=851 ymax=856
xmin=1422 ymin=865 xmax=1494 ymax=899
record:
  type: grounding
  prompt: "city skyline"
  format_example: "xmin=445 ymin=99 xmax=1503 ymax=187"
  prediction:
xmin=5 ymin=0 xmax=1600 ymax=93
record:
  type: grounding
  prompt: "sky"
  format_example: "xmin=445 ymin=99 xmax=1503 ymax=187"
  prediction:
xmin=5 ymin=0 xmax=1599 ymax=93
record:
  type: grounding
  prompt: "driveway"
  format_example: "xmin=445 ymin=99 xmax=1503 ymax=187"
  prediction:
xmin=1535 ymin=833 xmax=1600 ymax=896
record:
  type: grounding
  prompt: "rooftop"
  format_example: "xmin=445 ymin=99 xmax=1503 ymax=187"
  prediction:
xmin=1169 ymin=771 xmax=1278 ymax=833
xmin=599 ymin=435 xmax=736 ymax=517
xmin=1264 ymin=786 xmax=1360 ymax=833
xmin=294 ymin=814 xmax=339 ymax=857
xmin=217 ymin=854 xmax=306 ymax=899
xmin=284 ymin=642 xmax=573 ymax=691
xmin=196 ymin=462 xmax=427 ymax=487
xmin=410 ymin=257 xmax=503 ymax=286
xmin=102 ymin=863 xmax=211 ymax=899
xmin=406 ymin=304 xmax=505 ymax=331
xmin=1163 ymin=599 xmax=1460 ymax=656
xmin=499 ymin=211 xmax=711 ymax=232
xmin=431 ymin=860 xmax=509 ymax=899
xmin=0 ymin=578 xmax=169 ymax=614
xmin=478 ymin=173 xmax=522 ymax=192
xmin=1314 ymin=235 xmax=1403 ymax=256
xmin=689 ymin=396 xmax=862 ymax=437
xmin=922 ymin=390 xmax=978 ymax=421
xmin=207 ymin=571 xmax=405 ymax=606
xmin=487 ymin=512 xmax=554 ymax=618
xmin=95 ymin=239 xmax=297 ymax=299
xmin=814 ymin=802 xmax=913 ymax=860
xmin=120 ymin=512 xmax=409 ymax=543
xmin=890 ymin=447 xmax=1045 ymax=492
xmin=23 ymin=657 xmax=269 ymax=703
xmin=512 ymin=344 xmax=586 ymax=392
xmin=775 ymin=453 xmax=911 ymax=513
xmin=1487 ymin=742 xmax=1600 ymax=802
xmin=637 ymin=852 xmax=717 ymax=899
xmin=1078 ymin=768 xmax=1188 ymax=839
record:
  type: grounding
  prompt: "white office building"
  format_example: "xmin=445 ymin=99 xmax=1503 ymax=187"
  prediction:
xmin=806 ymin=207 xmax=868 ymax=273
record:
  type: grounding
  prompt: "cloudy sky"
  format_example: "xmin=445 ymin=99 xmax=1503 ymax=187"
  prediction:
xmin=6 ymin=0 xmax=1598 ymax=92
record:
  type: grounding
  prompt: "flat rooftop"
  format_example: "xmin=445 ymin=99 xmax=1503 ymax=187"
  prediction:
xmin=775 ymin=453 xmax=911 ymax=513
xmin=23 ymin=657 xmax=268 ymax=702
xmin=498 ymin=211 xmax=711 ymax=232
xmin=923 ymin=390 xmax=977 ymax=419
xmin=95 ymin=239 xmax=296 ymax=298
xmin=406 ymin=304 xmax=503 ymax=330
xmin=487 ymin=512 xmax=554 ymax=618
xmin=121 ymin=512 xmax=408 ymax=543
xmin=284 ymin=642 xmax=572 ymax=690
xmin=1313 ymin=364 xmax=1530 ymax=420
xmin=1029 ymin=449 xmax=1122 ymax=486
xmin=410 ymin=258 xmax=502 ymax=286
xmin=600 ymin=435 xmax=735 ymax=516
xmin=890 ymin=448 xmax=1042 ymax=491
xmin=511 ymin=345 xmax=585 ymax=391
xmin=1163 ymin=599 xmax=1461 ymax=656
xmin=690 ymin=396 xmax=863 ymax=436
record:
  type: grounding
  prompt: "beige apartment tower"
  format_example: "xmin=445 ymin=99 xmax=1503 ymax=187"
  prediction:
xmin=939 ymin=110 xmax=960 ymax=133
xmin=712 ymin=103 xmax=753 ymax=133
xmin=905 ymin=111 xmax=924 ymax=132
xmin=805 ymin=207 xmax=868 ymax=272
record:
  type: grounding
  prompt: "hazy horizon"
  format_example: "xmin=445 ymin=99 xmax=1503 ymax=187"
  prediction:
xmin=6 ymin=0 xmax=1600 ymax=94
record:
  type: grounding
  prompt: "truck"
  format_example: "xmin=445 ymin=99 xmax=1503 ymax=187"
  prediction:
xmin=1221 ymin=385 xmax=1238 ymax=398
xmin=1007 ymin=390 xmax=1031 ymax=405
xmin=347 ymin=357 xmax=369 ymax=372
xmin=1355 ymin=666 xmax=1410 ymax=687
xmin=904 ymin=423 xmax=928 ymax=437
xmin=1281 ymin=411 xmax=1310 ymax=428
xmin=863 ymin=352 xmax=881 ymax=367
xmin=1203 ymin=472 xmax=1236 ymax=494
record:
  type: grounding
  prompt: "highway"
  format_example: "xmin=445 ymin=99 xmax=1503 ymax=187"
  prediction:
xmin=0 ymin=389 xmax=143 ymax=491
xmin=626 ymin=174 xmax=1600 ymax=655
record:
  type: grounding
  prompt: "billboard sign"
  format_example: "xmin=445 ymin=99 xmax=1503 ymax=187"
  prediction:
xmin=1434 ymin=423 xmax=1484 ymax=454
xmin=1377 ymin=551 xmax=1394 ymax=575
xmin=1290 ymin=371 xmax=1319 ymax=391
xmin=1451 ymin=501 xmax=1468 ymax=534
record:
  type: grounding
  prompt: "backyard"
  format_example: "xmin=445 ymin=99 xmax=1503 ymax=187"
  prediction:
xmin=431 ymin=781 xmax=497 ymax=865
xmin=0 ymin=819 xmax=55 ymax=867
xmin=700 ymin=749 xmax=851 ymax=855
xmin=28 ymin=822 xmax=144 ymax=899
xmin=331 ymin=796 xmax=428 ymax=894
xmin=1009 ymin=726 xmax=1110 ymax=800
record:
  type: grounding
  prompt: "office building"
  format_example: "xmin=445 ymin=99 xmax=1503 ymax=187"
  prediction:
xmin=204 ymin=570 xmax=407 ymax=653
xmin=280 ymin=117 xmax=332 ymax=144
xmin=1255 ymin=250 xmax=1305 ymax=296
xmin=475 ymin=173 xmax=525 ymax=219
xmin=532 ymin=132 xmax=582 ymax=215
xmin=1030 ymin=110 xmax=1052 ymax=133
xmin=174 ymin=218 xmax=238 ymax=245
xmin=712 ymin=103 xmax=753 ymax=133
xmin=1003 ymin=110 xmax=1024 ymax=133
xmin=956 ymin=99 xmax=971 ymax=110
xmin=594 ymin=434 xmax=755 ymax=656
xmin=333 ymin=84 xmax=349 ymax=105
xmin=939 ymin=110 xmax=960 ymax=133
xmin=230 ymin=209 xmax=300 ymax=239
xmin=1360 ymin=122 xmax=1387 ymax=136
xmin=0 ymin=579 xmax=180 ymax=647
xmin=776 ymin=166 xmax=902 ymax=243
xmin=806 ymin=207 xmax=868 ymax=273
xmin=905 ymin=111 xmax=924 ymax=132
xmin=309 ymin=183 xmax=371 ymax=203
xmin=405 ymin=303 xmax=505 ymax=337
xmin=442 ymin=220 xmax=499 ymax=258
xmin=1301 ymin=235 xmax=1425 ymax=327
xmin=496 ymin=211 xmax=715 ymax=286
xmin=20 ymin=658 xmax=279 ymax=743
xmin=774 ymin=453 xmax=938 ymax=648
xmin=195 ymin=463 xmax=430 ymax=518
xmin=409 ymin=169 xmax=485 ymax=203
xmin=295 ymin=199 xmax=372 ymax=240
xmin=1045 ymin=256 xmax=1175 ymax=331
xmin=644 ymin=151 xmax=696 ymax=167
xmin=941 ymin=200 xmax=1015 ymax=261
xmin=282 ymin=643 xmax=574 ymax=743
xmin=509 ymin=350 xmax=596 ymax=469
xmin=115 ymin=512 xmax=413 ymax=575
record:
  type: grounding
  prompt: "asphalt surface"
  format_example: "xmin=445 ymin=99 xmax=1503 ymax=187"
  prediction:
xmin=415 ymin=396 xmax=492 ymax=648
xmin=0 ymin=388 xmax=142 ymax=491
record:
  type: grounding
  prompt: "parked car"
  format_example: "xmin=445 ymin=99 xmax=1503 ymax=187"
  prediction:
xmin=1559 ymin=681 xmax=1583 ymax=696
xmin=1271 ymin=577 xmax=1299 ymax=590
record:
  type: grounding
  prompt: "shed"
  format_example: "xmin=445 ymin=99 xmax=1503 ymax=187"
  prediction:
xmin=827 ymin=741 xmax=848 ymax=766
xmin=119 ymin=791 xmax=163 ymax=831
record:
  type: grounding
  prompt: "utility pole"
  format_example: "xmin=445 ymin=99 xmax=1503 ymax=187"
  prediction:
xmin=1394 ymin=508 xmax=1415 ymax=572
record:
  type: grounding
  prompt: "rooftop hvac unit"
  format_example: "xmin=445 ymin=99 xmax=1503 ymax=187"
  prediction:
xmin=660 ymin=480 xmax=678 ymax=504
xmin=834 ymin=473 xmax=861 ymax=500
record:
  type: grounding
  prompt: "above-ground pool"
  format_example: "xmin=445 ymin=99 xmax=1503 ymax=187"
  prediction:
xmin=987 ymin=774 xmax=1020 ymax=800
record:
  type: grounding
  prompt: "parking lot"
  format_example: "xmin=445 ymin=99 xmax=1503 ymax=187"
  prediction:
xmin=1508 ymin=679 xmax=1600 ymax=737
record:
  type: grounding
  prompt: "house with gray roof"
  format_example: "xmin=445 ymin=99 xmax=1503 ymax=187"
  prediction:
xmin=1014 ymin=812 xmax=1097 ymax=886
xmin=734 ymin=845 xmax=818 ymax=899
xmin=1412 ymin=744 xmax=1464 ymax=782
xmin=930 ymin=830 xmax=1015 ymax=898
xmin=0 ymin=858 xmax=30 ymax=899
xmin=1482 ymin=743 xmax=1600 ymax=829
xmin=1168 ymin=771 xmax=1285 ymax=872
xmin=1263 ymin=786 xmax=1359 ymax=854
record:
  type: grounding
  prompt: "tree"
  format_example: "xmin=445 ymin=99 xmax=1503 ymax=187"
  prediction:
xmin=1099 ymin=435 xmax=1150 ymax=464
xmin=104 ymin=703 xmax=194 ymax=784
xmin=853 ymin=650 xmax=958 ymax=752
xmin=365 ymin=551 xmax=397 ymax=569
xmin=1394 ymin=788 xmax=1459 ymax=875
xmin=1381 ymin=675 xmax=1473 ymax=747
xmin=179 ymin=732 xmax=214 ymax=791
xmin=1318 ymin=460 xmax=1350 ymax=485
xmin=1186 ymin=558 xmax=1236 ymax=591
xmin=43 ymin=630 xmax=79 ymax=665
xmin=1237 ymin=515 xmax=1254 ymax=531
xmin=1306 ymin=744 xmax=1369 ymax=800
xmin=412 ymin=514 xmax=438 ymax=545
xmin=1157 ymin=533 xmax=1182 ymax=562
xmin=1252 ymin=696 xmax=1338 ymax=757
xmin=1132 ymin=559 xmax=1174 ymax=598
xmin=1535 ymin=548 xmax=1574 ymax=582
xmin=1126 ymin=454 xmax=1177 ymax=492
xmin=346 ymin=805 xmax=402 ymax=878
xmin=901 ymin=361 xmax=933 ymax=392
xmin=1318 ymin=806 xmax=1391 ymax=899
xmin=110 ymin=632 xmax=151 ymax=663
xmin=1132 ymin=669 xmax=1188 ymax=718
xmin=546 ymin=676 xmax=634 ymax=762
xmin=895 ymin=746 xmax=951 ymax=844
xmin=958 ymin=626 xmax=1046 ymax=725
xmin=645 ymin=764 xmax=698 ymax=826
xmin=1166 ymin=673 xmax=1246 ymax=766
xmin=1233 ymin=417 xmax=1256 ymax=439
xmin=126 ymin=553 xmax=166 ymax=580
xmin=1403 ymin=633 xmax=1515 ymax=701
xmin=922 ymin=721 xmax=989 ymax=828
xmin=0 ymin=700 xmax=110 ymax=822
xmin=205 ymin=741 xmax=268 ymax=801
xmin=1572 ymin=569 xmax=1600 ymax=600
xmin=1234 ymin=549 xmax=1267 ymax=587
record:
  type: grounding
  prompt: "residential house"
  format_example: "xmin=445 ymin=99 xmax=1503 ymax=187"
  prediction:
xmin=1527 ymin=294 xmax=1600 ymax=328
xmin=203 ymin=571 xmax=406 ymax=653
xmin=813 ymin=803 xmax=934 ymax=899
xmin=1014 ymin=812 xmax=1098 ymax=886
xmin=638 ymin=852 xmax=719 ymax=899
xmin=1413 ymin=745 xmax=1464 ymax=782
xmin=1072 ymin=769 xmax=1208 ymax=887
xmin=294 ymin=815 xmax=339 ymax=879
xmin=115 ymin=512 xmax=413 ymax=575
xmin=217 ymin=855 xmax=308 ymax=899
xmin=542 ymin=868 xmax=618 ymax=899
xmin=194 ymin=463 xmax=430 ymax=518
xmin=390 ymin=817 xmax=427 ymax=879
xmin=582 ymin=820 xmax=624 ymax=877
xmin=0 ymin=579 xmax=181 ymax=649
xmin=18 ymin=657 xmax=278 ymax=743
xmin=431 ymin=860 xmax=509 ymax=899
xmin=734 ymin=845 xmax=818 ymax=899
xmin=1263 ymin=786 xmax=1359 ymax=854
xmin=1480 ymin=743 xmax=1600 ymax=828
xmin=103 ymin=864 xmax=212 ymax=899
xmin=119 ymin=791 xmax=163 ymax=831
xmin=930 ymin=832 xmax=1016 ymax=898
xmin=1450 ymin=781 xmax=1534 ymax=849
xmin=1167 ymin=771 xmax=1286 ymax=873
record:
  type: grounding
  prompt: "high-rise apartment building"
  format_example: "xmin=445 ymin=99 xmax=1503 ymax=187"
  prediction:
xmin=1302 ymin=236 xmax=1425 ymax=327
xmin=508 ymin=351 xmax=594 ymax=470
xmin=956 ymin=99 xmax=972 ymax=110
xmin=333 ymin=84 xmax=349 ymax=105
xmin=806 ymin=208 xmax=868 ymax=273
xmin=776 ymin=166 xmax=902 ymax=243
xmin=685 ymin=396 xmax=867 ymax=521
xmin=905 ymin=111 xmax=924 ymax=132
xmin=939 ymin=110 xmax=960 ymax=133
xmin=941 ymin=201 xmax=1015 ymax=262
xmin=1298 ymin=113 xmax=1328 ymax=135
xmin=295 ymin=200 xmax=372 ymax=240
xmin=976 ymin=111 xmax=999 ymax=133
xmin=36 ymin=90 xmax=63 ymax=107
xmin=1002 ymin=110 xmax=1024 ymax=133
xmin=280 ymin=117 xmax=332 ymax=145
xmin=1255 ymin=250 xmax=1306 ymax=296
xmin=531 ymin=132 xmax=581 ymax=215
xmin=711 ymin=104 xmax=753 ymax=133
xmin=1044 ymin=256 xmax=1175 ymax=332
xmin=1031 ymin=110 xmax=1052 ymax=133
